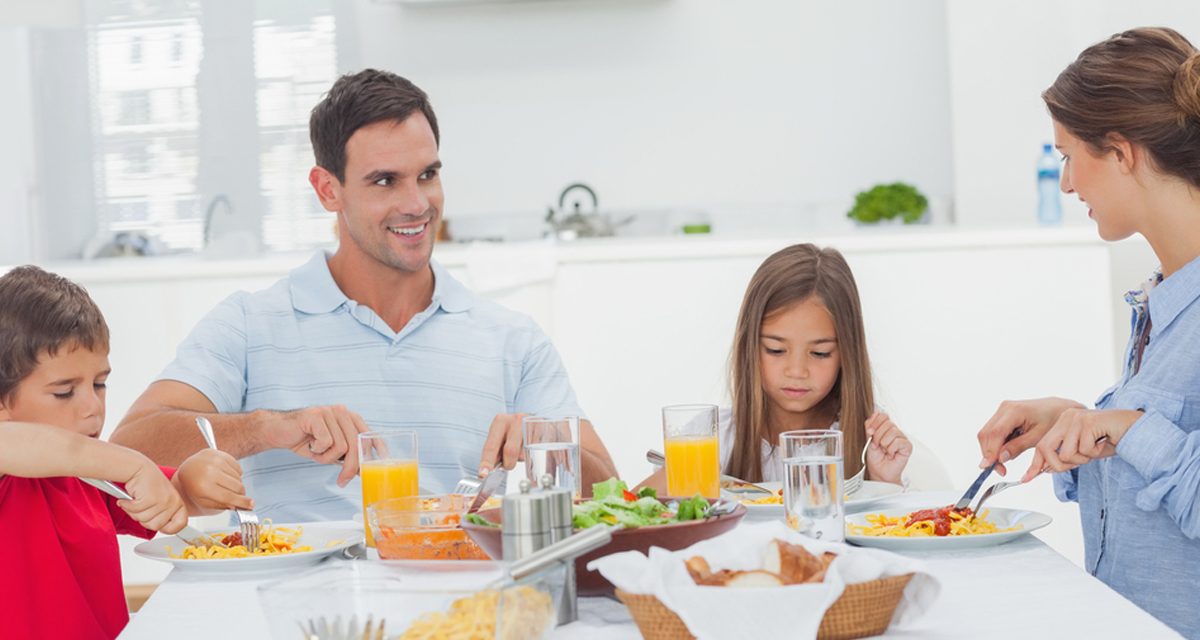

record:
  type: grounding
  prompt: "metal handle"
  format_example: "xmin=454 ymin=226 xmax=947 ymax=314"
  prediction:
xmin=81 ymin=477 xmax=133 ymax=501
xmin=646 ymin=449 xmax=665 ymax=466
xmin=508 ymin=524 xmax=617 ymax=581
xmin=195 ymin=416 xmax=218 ymax=450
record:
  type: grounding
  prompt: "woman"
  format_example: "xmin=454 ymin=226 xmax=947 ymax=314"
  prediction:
xmin=976 ymin=27 xmax=1200 ymax=637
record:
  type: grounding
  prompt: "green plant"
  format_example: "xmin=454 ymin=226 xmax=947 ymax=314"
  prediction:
xmin=846 ymin=182 xmax=929 ymax=224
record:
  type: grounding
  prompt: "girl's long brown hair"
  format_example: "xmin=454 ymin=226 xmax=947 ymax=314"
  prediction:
xmin=727 ymin=244 xmax=873 ymax=483
xmin=1043 ymin=27 xmax=1200 ymax=189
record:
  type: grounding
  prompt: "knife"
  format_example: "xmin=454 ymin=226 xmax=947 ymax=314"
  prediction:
xmin=80 ymin=477 xmax=227 ymax=549
xmin=954 ymin=429 xmax=1022 ymax=510
xmin=467 ymin=468 xmax=507 ymax=514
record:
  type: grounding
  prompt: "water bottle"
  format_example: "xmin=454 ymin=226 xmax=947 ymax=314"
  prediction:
xmin=1037 ymin=143 xmax=1062 ymax=226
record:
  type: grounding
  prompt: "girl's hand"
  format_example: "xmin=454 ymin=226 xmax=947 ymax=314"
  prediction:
xmin=864 ymin=412 xmax=911 ymax=485
xmin=175 ymin=449 xmax=254 ymax=515
xmin=1023 ymin=408 xmax=1142 ymax=482
xmin=118 ymin=461 xmax=189 ymax=534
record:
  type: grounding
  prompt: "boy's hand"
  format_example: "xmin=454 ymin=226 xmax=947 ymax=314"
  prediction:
xmin=118 ymin=462 xmax=189 ymax=534
xmin=175 ymin=448 xmax=253 ymax=515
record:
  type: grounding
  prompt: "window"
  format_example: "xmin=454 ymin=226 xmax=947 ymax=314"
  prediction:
xmin=84 ymin=0 xmax=337 ymax=254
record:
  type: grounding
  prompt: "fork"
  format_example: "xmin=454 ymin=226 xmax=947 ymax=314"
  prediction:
xmin=843 ymin=434 xmax=872 ymax=498
xmin=195 ymin=416 xmax=260 ymax=549
xmin=970 ymin=480 xmax=1022 ymax=518
xmin=453 ymin=469 xmax=483 ymax=496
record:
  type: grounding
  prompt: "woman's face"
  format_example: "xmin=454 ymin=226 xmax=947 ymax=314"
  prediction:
xmin=1054 ymin=121 xmax=1141 ymax=241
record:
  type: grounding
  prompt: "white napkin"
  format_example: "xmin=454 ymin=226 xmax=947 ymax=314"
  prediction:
xmin=463 ymin=240 xmax=557 ymax=294
xmin=588 ymin=521 xmax=940 ymax=640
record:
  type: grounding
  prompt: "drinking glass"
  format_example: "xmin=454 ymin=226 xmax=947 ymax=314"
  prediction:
xmin=662 ymin=404 xmax=720 ymax=498
xmin=358 ymin=430 xmax=419 ymax=548
xmin=523 ymin=417 xmax=582 ymax=500
xmin=780 ymin=429 xmax=844 ymax=542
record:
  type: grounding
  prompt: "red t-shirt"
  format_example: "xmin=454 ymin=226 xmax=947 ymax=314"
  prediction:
xmin=0 ymin=469 xmax=174 ymax=640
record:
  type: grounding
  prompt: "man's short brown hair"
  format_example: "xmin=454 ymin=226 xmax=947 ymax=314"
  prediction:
xmin=0 ymin=266 xmax=110 ymax=401
xmin=309 ymin=69 xmax=440 ymax=183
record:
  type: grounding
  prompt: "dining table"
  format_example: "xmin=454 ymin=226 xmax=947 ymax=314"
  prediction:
xmin=120 ymin=492 xmax=1182 ymax=639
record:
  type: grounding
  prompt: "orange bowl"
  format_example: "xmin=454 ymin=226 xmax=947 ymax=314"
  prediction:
xmin=368 ymin=495 xmax=490 ymax=561
xmin=461 ymin=498 xmax=745 ymax=596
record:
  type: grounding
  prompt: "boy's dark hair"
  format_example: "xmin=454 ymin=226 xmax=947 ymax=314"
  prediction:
xmin=0 ymin=266 xmax=110 ymax=401
xmin=309 ymin=69 xmax=440 ymax=183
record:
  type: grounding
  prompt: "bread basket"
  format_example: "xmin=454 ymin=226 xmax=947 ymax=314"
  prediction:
xmin=615 ymin=573 xmax=912 ymax=640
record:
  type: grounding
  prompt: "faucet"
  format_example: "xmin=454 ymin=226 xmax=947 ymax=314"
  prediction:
xmin=203 ymin=195 xmax=232 ymax=247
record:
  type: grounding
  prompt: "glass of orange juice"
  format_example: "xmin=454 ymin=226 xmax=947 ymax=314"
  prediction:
xmin=662 ymin=404 xmax=720 ymax=498
xmin=358 ymin=430 xmax=418 ymax=548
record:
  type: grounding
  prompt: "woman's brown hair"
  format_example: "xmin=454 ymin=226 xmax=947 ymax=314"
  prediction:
xmin=1043 ymin=27 xmax=1200 ymax=189
xmin=727 ymin=244 xmax=873 ymax=482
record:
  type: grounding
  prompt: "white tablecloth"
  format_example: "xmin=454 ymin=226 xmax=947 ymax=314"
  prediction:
xmin=120 ymin=498 xmax=1182 ymax=640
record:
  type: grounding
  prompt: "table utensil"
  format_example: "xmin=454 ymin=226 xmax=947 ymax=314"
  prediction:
xmin=195 ymin=416 xmax=260 ymax=548
xmin=467 ymin=468 xmax=506 ymax=514
xmin=662 ymin=404 xmax=721 ymax=498
xmin=80 ymin=477 xmax=226 ymax=549
xmin=971 ymin=481 xmax=1022 ymax=518
xmin=954 ymin=429 xmax=1021 ymax=510
xmin=780 ymin=429 xmax=844 ymax=541
xmin=844 ymin=434 xmax=872 ymax=497
xmin=646 ymin=448 xmax=775 ymax=497
xmin=452 ymin=473 xmax=482 ymax=496
xmin=300 ymin=614 xmax=386 ymax=640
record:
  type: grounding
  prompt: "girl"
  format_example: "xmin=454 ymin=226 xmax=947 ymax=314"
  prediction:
xmin=723 ymin=243 xmax=910 ymax=484
xmin=640 ymin=244 xmax=911 ymax=490
xmin=976 ymin=27 xmax=1200 ymax=637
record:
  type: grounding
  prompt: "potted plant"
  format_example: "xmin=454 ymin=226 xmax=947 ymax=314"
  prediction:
xmin=846 ymin=182 xmax=929 ymax=225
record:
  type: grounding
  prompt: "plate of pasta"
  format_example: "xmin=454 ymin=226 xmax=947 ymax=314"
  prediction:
xmin=740 ymin=481 xmax=904 ymax=521
xmin=844 ymin=505 xmax=1051 ymax=550
xmin=134 ymin=520 xmax=362 ymax=573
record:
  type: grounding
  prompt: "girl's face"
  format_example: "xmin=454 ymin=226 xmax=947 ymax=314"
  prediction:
xmin=1054 ymin=120 xmax=1141 ymax=241
xmin=758 ymin=297 xmax=841 ymax=428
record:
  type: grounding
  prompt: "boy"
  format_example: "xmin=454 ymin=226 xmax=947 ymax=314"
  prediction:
xmin=0 ymin=265 xmax=253 ymax=640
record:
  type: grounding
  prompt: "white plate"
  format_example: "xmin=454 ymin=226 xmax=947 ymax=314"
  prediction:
xmin=134 ymin=522 xmax=363 ymax=573
xmin=844 ymin=506 xmax=1052 ymax=550
xmin=739 ymin=480 xmax=904 ymax=521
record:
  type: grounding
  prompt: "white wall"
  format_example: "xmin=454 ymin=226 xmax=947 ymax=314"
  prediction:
xmin=348 ymin=0 xmax=955 ymax=225
xmin=947 ymin=0 xmax=1200 ymax=228
xmin=0 ymin=27 xmax=36 ymax=265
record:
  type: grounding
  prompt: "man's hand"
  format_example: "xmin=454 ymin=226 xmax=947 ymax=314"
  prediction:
xmin=864 ymin=411 xmax=912 ymax=485
xmin=478 ymin=413 xmax=527 ymax=477
xmin=1023 ymin=408 xmax=1142 ymax=482
xmin=119 ymin=461 xmax=189 ymax=534
xmin=174 ymin=448 xmax=254 ymax=515
xmin=977 ymin=397 xmax=1086 ymax=476
xmin=261 ymin=405 xmax=369 ymax=486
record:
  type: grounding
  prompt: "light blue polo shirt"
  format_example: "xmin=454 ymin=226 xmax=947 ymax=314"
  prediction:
xmin=158 ymin=252 xmax=584 ymax=522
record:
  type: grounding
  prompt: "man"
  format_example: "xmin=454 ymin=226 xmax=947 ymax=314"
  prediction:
xmin=111 ymin=69 xmax=616 ymax=521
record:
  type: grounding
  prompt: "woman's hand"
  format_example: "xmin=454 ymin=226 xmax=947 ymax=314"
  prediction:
xmin=119 ymin=460 xmax=189 ymax=534
xmin=1023 ymin=408 xmax=1142 ymax=482
xmin=977 ymin=397 xmax=1086 ymax=476
xmin=864 ymin=412 xmax=911 ymax=485
xmin=174 ymin=448 xmax=254 ymax=515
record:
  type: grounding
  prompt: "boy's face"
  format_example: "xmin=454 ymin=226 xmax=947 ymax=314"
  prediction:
xmin=0 ymin=344 xmax=110 ymax=438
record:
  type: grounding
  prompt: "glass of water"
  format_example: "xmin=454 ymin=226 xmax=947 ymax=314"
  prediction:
xmin=780 ymin=429 xmax=844 ymax=542
xmin=522 ymin=416 xmax=582 ymax=500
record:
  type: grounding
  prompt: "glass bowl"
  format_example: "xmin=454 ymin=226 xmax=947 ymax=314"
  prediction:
xmin=257 ymin=560 xmax=564 ymax=640
xmin=367 ymin=494 xmax=490 ymax=561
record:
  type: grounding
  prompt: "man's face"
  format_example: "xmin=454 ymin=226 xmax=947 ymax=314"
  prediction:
xmin=315 ymin=113 xmax=444 ymax=275
xmin=0 ymin=344 xmax=110 ymax=438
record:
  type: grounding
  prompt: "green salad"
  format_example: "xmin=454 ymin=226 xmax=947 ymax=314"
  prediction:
xmin=464 ymin=478 xmax=711 ymax=530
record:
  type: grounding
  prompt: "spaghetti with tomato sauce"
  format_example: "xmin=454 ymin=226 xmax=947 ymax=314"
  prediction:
xmin=848 ymin=504 xmax=1020 ymax=537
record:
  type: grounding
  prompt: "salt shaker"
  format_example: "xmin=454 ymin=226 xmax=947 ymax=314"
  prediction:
xmin=501 ymin=476 xmax=579 ymax=625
